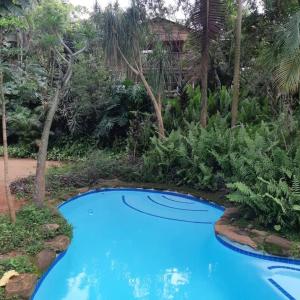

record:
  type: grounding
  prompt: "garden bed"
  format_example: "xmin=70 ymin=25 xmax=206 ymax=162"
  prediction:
xmin=0 ymin=205 xmax=71 ymax=300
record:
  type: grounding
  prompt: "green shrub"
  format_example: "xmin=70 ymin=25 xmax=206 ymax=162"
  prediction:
xmin=45 ymin=151 xmax=141 ymax=191
xmin=227 ymin=176 xmax=300 ymax=231
xmin=0 ymin=144 xmax=34 ymax=158
xmin=143 ymin=119 xmax=232 ymax=190
xmin=143 ymin=116 xmax=300 ymax=231
xmin=47 ymin=138 xmax=96 ymax=161
xmin=0 ymin=138 xmax=96 ymax=161
xmin=0 ymin=256 xmax=37 ymax=277
xmin=11 ymin=151 xmax=142 ymax=200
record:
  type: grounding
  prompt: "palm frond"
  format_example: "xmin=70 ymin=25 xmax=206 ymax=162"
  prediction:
xmin=263 ymin=11 xmax=300 ymax=94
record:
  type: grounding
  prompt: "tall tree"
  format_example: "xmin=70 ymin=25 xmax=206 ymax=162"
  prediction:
xmin=231 ymin=0 xmax=242 ymax=127
xmin=33 ymin=0 xmax=87 ymax=206
xmin=0 ymin=0 xmax=31 ymax=222
xmin=103 ymin=3 xmax=167 ymax=138
xmin=0 ymin=68 xmax=16 ymax=222
xmin=191 ymin=0 xmax=224 ymax=127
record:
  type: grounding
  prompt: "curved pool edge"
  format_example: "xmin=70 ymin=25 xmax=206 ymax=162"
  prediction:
xmin=61 ymin=188 xmax=300 ymax=267
xmin=59 ymin=188 xmax=300 ymax=264
xmin=57 ymin=187 xmax=226 ymax=211
xmin=215 ymin=234 xmax=300 ymax=266
xmin=31 ymin=187 xmax=225 ymax=299
xmin=30 ymin=251 xmax=67 ymax=300
xmin=30 ymin=187 xmax=300 ymax=300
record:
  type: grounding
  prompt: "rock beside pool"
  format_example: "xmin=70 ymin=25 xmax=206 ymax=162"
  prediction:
xmin=265 ymin=235 xmax=293 ymax=251
xmin=250 ymin=229 xmax=268 ymax=237
xmin=215 ymin=222 xmax=257 ymax=249
xmin=215 ymin=207 xmax=258 ymax=249
xmin=5 ymin=273 xmax=37 ymax=299
xmin=44 ymin=235 xmax=70 ymax=252
xmin=215 ymin=207 xmax=300 ymax=257
xmin=35 ymin=249 xmax=56 ymax=271
xmin=42 ymin=223 xmax=60 ymax=232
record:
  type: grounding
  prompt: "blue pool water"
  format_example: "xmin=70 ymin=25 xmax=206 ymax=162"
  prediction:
xmin=32 ymin=189 xmax=300 ymax=300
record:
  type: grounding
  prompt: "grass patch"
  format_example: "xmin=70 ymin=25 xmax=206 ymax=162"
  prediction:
xmin=0 ymin=205 xmax=72 ymax=256
xmin=0 ymin=256 xmax=37 ymax=278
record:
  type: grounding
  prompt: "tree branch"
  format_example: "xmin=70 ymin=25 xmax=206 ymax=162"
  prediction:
xmin=54 ymin=47 xmax=69 ymax=64
xmin=72 ymin=41 xmax=88 ymax=57
xmin=57 ymin=34 xmax=73 ymax=56
xmin=117 ymin=45 xmax=139 ymax=76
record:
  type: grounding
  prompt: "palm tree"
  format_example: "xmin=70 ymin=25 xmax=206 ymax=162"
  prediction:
xmin=191 ymin=0 xmax=224 ymax=127
xmin=103 ymin=4 xmax=166 ymax=138
xmin=272 ymin=11 xmax=300 ymax=95
xmin=231 ymin=0 xmax=242 ymax=128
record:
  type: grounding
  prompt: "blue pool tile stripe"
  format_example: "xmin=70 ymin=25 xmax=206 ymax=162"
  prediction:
xmin=57 ymin=189 xmax=98 ymax=208
xmin=162 ymin=195 xmax=195 ymax=204
xmin=30 ymin=250 xmax=67 ymax=300
xmin=57 ymin=188 xmax=225 ymax=212
xmin=147 ymin=195 xmax=208 ymax=211
xmin=122 ymin=195 xmax=212 ymax=224
xmin=268 ymin=266 xmax=300 ymax=272
xmin=57 ymin=189 xmax=300 ymax=266
xmin=268 ymin=278 xmax=296 ymax=300
xmin=216 ymin=234 xmax=300 ymax=265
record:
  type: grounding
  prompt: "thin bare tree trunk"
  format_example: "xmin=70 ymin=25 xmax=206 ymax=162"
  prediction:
xmin=117 ymin=46 xmax=165 ymax=138
xmin=140 ymin=72 xmax=165 ymax=138
xmin=200 ymin=46 xmax=209 ymax=128
xmin=0 ymin=72 xmax=16 ymax=222
xmin=33 ymin=88 xmax=61 ymax=206
xmin=231 ymin=0 xmax=242 ymax=128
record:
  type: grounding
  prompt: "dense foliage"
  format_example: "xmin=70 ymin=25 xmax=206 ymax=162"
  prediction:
xmin=2 ymin=0 xmax=300 ymax=234
xmin=143 ymin=114 xmax=300 ymax=230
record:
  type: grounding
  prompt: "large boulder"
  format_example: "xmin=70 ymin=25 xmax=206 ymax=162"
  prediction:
xmin=44 ymin=235 xmax=70 ymax=252
xmin=35 ymin=249 xmax=56 ymax=271
xmin=5 ymin=273 xmax=37 ymax=299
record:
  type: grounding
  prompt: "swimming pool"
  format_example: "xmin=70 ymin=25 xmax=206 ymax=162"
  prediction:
xmin=31 ymin=189 xmax=300 ymax=300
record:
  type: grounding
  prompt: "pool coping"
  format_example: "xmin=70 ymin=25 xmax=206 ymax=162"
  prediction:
xmin=30 ymin=187 xmax=300 ymax=299
xmin=216 ymin=234 xmax=300 ymax=265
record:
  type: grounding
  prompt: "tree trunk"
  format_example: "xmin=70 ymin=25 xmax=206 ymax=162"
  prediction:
xmin=33 ymin=54 xmax=75 ymax=206
xmin=140 ymin=72 xmax=165 ymax=138
xmin=33 ymin=88 xmax=61 ymax=206
xmin=116 ymin=46 xmax=165 ymax=138
xmin=0 ymin=72 xmax=16 ymax=222
xmin=200 ymin=46 xmax=209 ymax=128
xmin=231 ymin=0 xmax=242 ymax=128
xmin=33 ymin=35 xmax=86 ymax=206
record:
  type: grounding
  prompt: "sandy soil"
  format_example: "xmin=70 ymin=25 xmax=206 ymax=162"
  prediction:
xmin=0 ymin=158 xmax=60 ymax=213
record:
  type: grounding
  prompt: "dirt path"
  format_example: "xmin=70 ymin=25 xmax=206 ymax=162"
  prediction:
xmin=0 ymin=158 xmax=60 ymax=213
